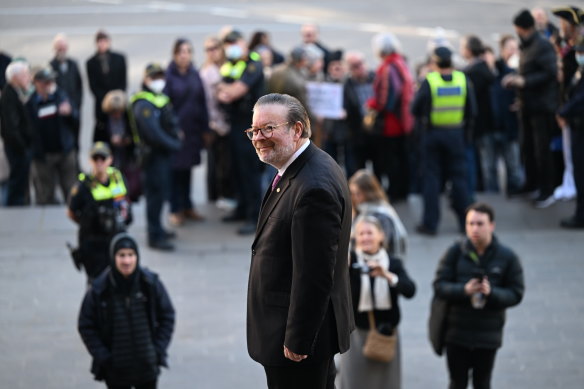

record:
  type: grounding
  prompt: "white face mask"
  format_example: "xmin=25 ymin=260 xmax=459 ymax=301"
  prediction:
xmin=225 ymin=44 xmax=243 ymax=60
xmin=148 ymin=79 xmax=166 ymax=94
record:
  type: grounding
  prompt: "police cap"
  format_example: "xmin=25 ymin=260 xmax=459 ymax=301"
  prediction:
xmin=223 ymin=30 xmax=243 ymax=44
xmin=90 ymin=141 xmax=111 ymax=158
xmin=144 ymin=63 xmax=165 ymax=78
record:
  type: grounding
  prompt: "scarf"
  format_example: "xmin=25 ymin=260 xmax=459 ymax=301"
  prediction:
xmin=356 ymin=248 xmax=391 ymax=312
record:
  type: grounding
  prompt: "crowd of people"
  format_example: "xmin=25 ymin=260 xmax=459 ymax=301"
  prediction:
xmin=1 ymin=7 xmax=583 ymax=238
xmin=0 ymin=4 xmax=582 ymax=389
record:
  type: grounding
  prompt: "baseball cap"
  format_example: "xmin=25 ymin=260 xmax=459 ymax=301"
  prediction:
xmin=33 ymin=67 xmax=57 ymax=82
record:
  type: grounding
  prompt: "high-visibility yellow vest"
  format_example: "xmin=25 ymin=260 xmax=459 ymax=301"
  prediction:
xmin=220 ymin=52 xmax=261 ymax=80
xmin=426 ymin=70 xmax=467 ymax=128
xmin=79 ymin=167 xmax=127 ymax=201
xmin=128 ymin=90 xmax=171 ymax=145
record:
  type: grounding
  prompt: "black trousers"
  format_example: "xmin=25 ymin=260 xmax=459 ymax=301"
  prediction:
xmin=520 ymin=112 xmax=558 ymax=197
xmin=571 ymin=125 xmax=584 ymax=220
xmin=264 ymin=357 xmax=335 ymax=389
xmin=106 ymin=378 xmax=157 ymax=389
xmin=446 ymin=343 xmax=497 ymax=389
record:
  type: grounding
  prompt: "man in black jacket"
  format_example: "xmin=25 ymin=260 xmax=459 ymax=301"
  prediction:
xmin=433 ymin=202 xmax=524 ymax=389
xmin=503 ymin=9 xmax=559 ymax=208
xmin=87 ymin=30 xmax=127 ymax=143
xmin=78 ymin=233 xmax=175 ymax=388
xmin=0 ymin=60 xmax=33 ymax=206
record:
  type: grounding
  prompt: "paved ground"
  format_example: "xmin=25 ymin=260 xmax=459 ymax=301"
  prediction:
xmin=2 ymin=0 xmax=584 ymax=388
xmin=1 ymin=192 xmax=583 ymax=388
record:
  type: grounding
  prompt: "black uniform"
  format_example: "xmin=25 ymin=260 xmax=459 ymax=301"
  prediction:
xmin=68 ymin=169 xmax=132 ymax=279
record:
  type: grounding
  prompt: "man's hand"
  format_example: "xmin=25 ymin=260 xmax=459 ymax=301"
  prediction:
xmin=283 ymin=346 xmax=307 ymax=362
xmin=464 ymin=278 xmax=482 ymax=296
xmin=501 ymin=74 xmax=525 ymax=89
xmin=59 ymin=101 xmax=72 ymax=116
xmin=479 ymin=276 xmax=491 ymax=296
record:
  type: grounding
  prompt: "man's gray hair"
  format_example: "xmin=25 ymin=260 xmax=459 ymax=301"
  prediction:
xmin=372 ymin=32 xmax=402 ymax=57
xmin=254 ymin=93 xmax=311 ymax=139
xmin=5 ymin=60 xmax=30 ymax=83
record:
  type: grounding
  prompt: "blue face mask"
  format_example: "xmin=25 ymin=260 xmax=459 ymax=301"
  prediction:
xmin=576 ymin=53 xmax=584 ymax=67
xmin=225 ymin=44 xmax=243 ymax=61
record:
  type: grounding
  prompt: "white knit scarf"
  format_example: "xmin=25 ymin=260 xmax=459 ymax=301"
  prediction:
xmin=356 ymin=249 xmax=391 ymax=312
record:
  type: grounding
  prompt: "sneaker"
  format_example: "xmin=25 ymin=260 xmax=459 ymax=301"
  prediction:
xmin=169 ymin=213 xmax=184 ymax=227
xmin=162 ymin=230 xmax=177 ymax=240
xmin=560 ymin=216 xmax=584 ymax=229
xmin=534 ymin=195 xmax=555 ymax=209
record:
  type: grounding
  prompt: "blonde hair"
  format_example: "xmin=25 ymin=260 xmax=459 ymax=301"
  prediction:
xmin=102 ymin=90 xmax=127 ymax=114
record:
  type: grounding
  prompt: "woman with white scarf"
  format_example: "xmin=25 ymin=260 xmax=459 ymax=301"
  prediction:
xmin=340 ymin=216 xmax=415 ymax=389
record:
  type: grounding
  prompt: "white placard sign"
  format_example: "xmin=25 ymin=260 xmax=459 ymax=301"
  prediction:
xmin=306 ymin=82 xmax=344 ymax=119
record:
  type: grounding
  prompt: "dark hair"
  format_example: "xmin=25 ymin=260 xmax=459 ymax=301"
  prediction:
xmin=173 ymin=38 xmax=192 ymax=56
xmin=465 ymin=35 xmax=485 ymax=57
xmin=249 ymin=31 xmax=268 ymax=51
xmin=254 ymin=93 xmax=311 ymax=138
xmin=465 ymin=202 xmax=495 ymax=222
xmin=499 ymin=34 xmax=516 ymax=50
xmin=348 ymin=169 xmax=389 ymax=203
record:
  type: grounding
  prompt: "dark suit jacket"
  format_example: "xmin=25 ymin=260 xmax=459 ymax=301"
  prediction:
xmin=247 ymin=142 xmax=355 ymax=367
xmin=86 ymin=50 xmax=127 ymax=120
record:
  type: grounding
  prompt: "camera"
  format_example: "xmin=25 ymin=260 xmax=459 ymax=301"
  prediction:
xmin=351 ymin=262 xmax=371 ymax=274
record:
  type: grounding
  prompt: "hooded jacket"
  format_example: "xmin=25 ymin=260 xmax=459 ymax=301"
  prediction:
xmin=78 ymin=234 xmax=175 ymax=381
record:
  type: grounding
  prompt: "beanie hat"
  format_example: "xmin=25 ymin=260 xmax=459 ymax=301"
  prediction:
xmin=110 ymin=232 xmax=139 ymax=265
xmin=513 ymin=9 xmax=535 ymax=29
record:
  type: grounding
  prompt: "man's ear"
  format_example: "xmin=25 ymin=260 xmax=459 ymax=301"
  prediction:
xmin=293 ymin=121 xmax=303 ymax=140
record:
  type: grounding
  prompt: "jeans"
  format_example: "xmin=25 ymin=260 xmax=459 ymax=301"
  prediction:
xmin=446 ymin=343 xmax=497 ymax=389
xmin=4 ymin=147 xmax=32 ymax=206
xmin=144 ymin=153 xmax=171 ymax=242
xmin=477 ymin=132 xmax=524 ymax=193
xmin=421 ymin=129 xmax=470 ymax=232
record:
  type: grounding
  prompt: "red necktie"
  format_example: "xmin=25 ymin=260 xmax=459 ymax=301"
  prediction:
xmin=271 ymin=174 xmax=282 ymax=191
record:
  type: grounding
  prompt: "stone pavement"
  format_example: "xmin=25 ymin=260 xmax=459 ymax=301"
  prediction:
xmin=1 ymin=193 xmax=583 ymax=388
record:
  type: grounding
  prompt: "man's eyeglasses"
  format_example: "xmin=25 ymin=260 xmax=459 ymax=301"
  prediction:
xmin=205 ymin=45 xmax=220 ymax=52
xmin=91 ymin=155 xmax=107 ymax=162
xmin=244 ymin=122 xmax=290 ymax=140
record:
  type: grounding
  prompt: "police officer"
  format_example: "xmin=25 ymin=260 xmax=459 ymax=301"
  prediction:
xmin=412 ymin=46 xmax=476 ymax=235
xmin=217 ymin=30 xmax=266 ymax=235
xmin=131 ymin=63 xmax=181 ymax=250
xmin=68 ymin=142 xmax=132 ymax=283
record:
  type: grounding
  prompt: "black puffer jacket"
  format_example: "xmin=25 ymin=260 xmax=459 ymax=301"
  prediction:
xmin=517 ymin=31 xmax=559 ymax=114
xmin=433 ymin=237 xmax=524 ymax=350
xmin=78 ymin=267 xmax=175 ymax=381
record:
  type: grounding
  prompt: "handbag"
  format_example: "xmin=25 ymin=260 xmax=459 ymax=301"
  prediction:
xmin=362 ymin=109 xmax=385 ymax=135
xmin=362 ymin=310 xmax=397 ymax=363
xmin=428 ymin=294 xmax=449 ymax=356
